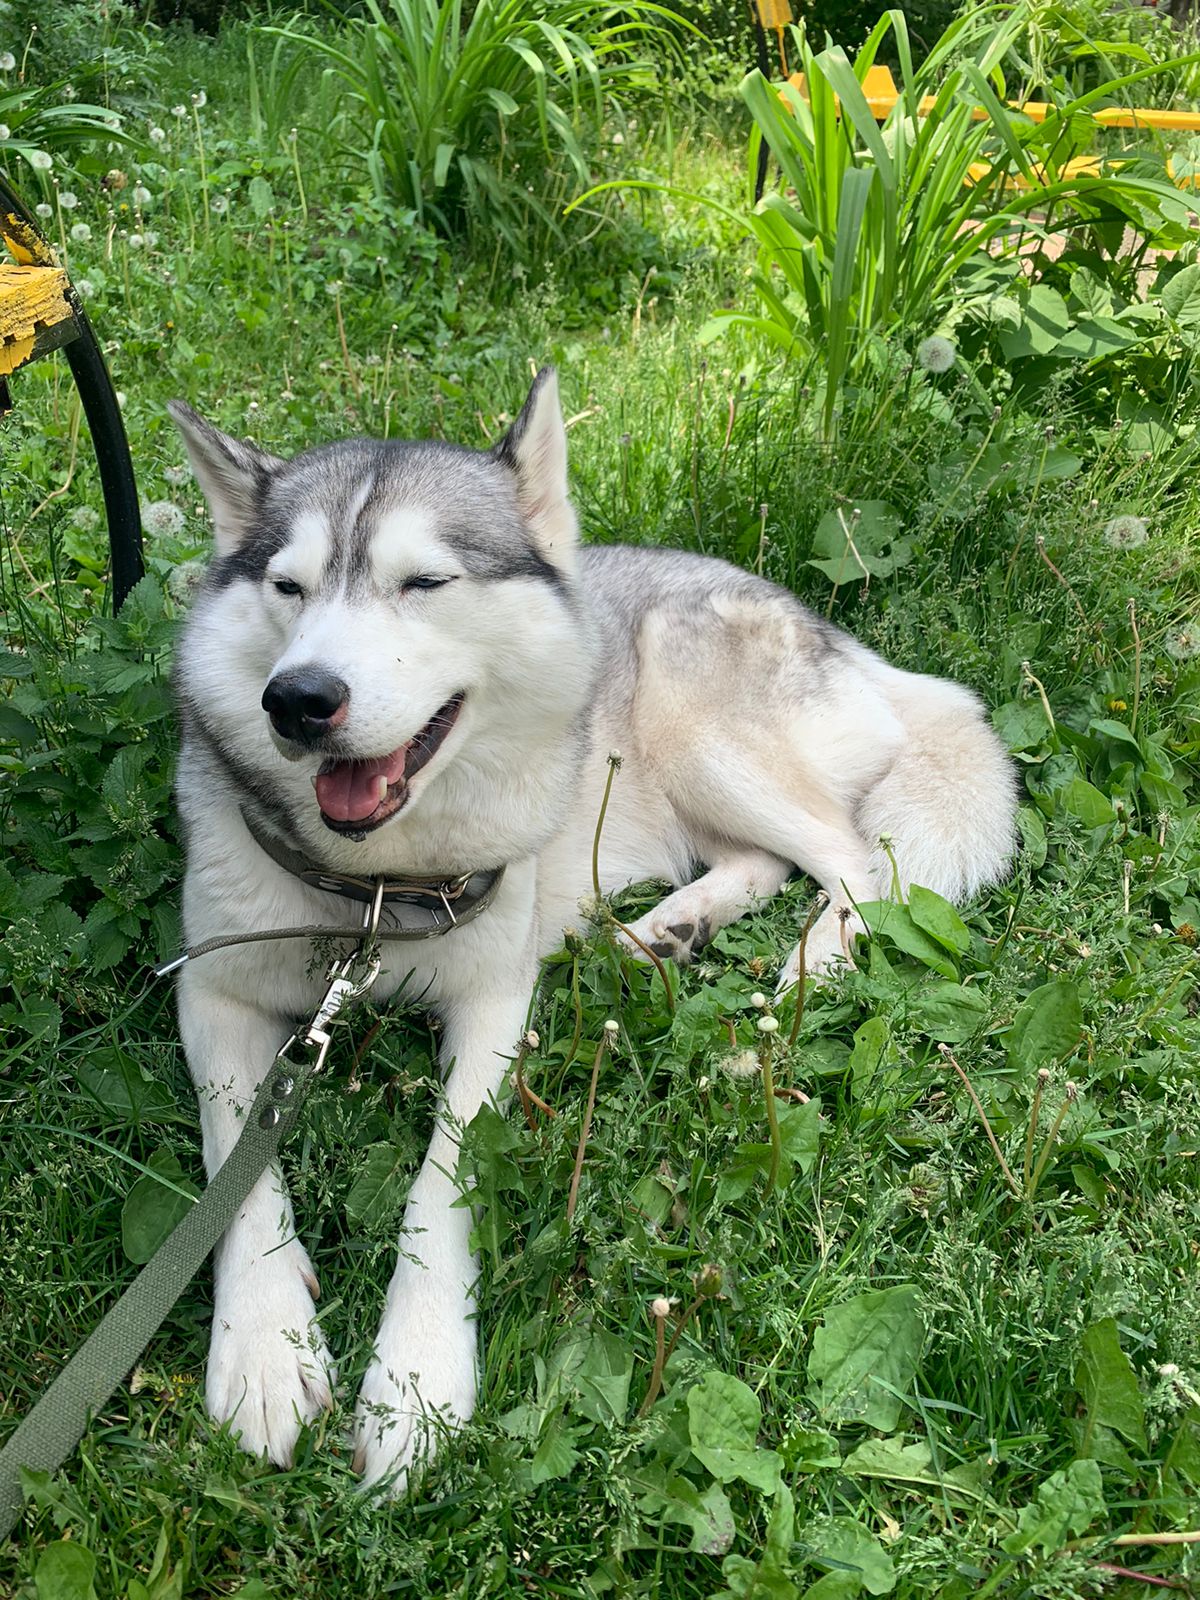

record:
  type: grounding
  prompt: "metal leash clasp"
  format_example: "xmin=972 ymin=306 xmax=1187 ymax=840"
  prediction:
xmin=261 ymin=881 xmax=386 ymax=1122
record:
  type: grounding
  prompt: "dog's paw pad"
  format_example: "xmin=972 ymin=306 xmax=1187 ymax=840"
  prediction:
xmin=622 ymin=910 xmax=711 ymax=967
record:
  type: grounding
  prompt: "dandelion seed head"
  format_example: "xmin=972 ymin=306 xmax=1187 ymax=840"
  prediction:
xmin=28 ymin=149 xmax=52 ymax=172
xmin=71 ymin=505 xmax=100 ymax=532
xmin=721 ymin=1049 xmax=761 ymax=1080
xmin=0 ymin=52 xmax=16 ymax=71
xmin=35 ymin=202 xmax=51 ymax=219
xmin=1104 ymin=514 xmax=1149 ymax=549
xmin=1165 ymin=621 xmax=1200 ymax=660
xmin=149 ymin=125 xmax=166 ymax=144
xmin=168 ymin=559 xmax=207 ymax=603
xmin=133 ymin=184 xmax=152 ymax=207
xmin=59 ymin=190 xmax=77 ymax=209
xmin=143 ymin=499 xmax=185 ymax=536
xmin=917 ymin=335 xmax=955 ymax=373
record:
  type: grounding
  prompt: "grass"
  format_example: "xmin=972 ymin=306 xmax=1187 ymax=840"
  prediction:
xmin=2 ymin=6 xmax=1200 ymax=1598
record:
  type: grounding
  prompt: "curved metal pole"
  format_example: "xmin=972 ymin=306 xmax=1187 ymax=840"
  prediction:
xmin=60 ymin=296 xmax=143 ymax=611
xmin=0 ymin=172 xmax=143 ymax=612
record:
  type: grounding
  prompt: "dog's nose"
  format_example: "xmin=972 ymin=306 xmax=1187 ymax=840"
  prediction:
xmin=261 ymin=669 xmax=349 ymax=744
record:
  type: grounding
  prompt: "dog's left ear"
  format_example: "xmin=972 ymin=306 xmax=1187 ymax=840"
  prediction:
xmin=168 ymin=401 xmax=284 ymax=556
xmin=492 ymin=367 xmax=576 ymax=574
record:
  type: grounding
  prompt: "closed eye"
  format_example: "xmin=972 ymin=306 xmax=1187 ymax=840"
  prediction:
xmin=402 ymin=575 xmax=455 ymax=593
xmin=272 ymin=578 xmax=304 ymax=598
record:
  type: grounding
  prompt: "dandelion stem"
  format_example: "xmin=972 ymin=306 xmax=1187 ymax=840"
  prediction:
xmin=566 ymin=1024 xmax=616 ymax=1225
xmin=1028 ymin=1082 xmax=1077 ymax=1199
xmin=1023 ymin=1069 xmax=1049 ymax=1195
xmin=591 ymin=752 xmax=620 ymax=903
xmin=938 ymin=1044 xmax=1022 ymax=1200
xmin=759 ymin=1019 xmax=782 ymax=1199
xmin=638 ymin=1305 xmax=670 ymax=1418
xmin=785 ymin=892 xmax=830 ymax=1049
xmin=1128 ymin=597 xmax=1142 ymax=735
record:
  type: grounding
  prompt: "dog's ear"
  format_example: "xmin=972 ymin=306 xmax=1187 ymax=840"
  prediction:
xmin=492 ymin=367 xmax=576 ymax=574
xmin=167 ymin=401 xmax=283 ymax=555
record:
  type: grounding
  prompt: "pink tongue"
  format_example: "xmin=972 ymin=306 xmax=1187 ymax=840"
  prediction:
xmin=315 ymin=747 xmax=408 ymax=823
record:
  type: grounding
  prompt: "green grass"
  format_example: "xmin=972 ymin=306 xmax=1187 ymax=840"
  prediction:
xmin=2 ymin=7 xmax=1200 ymax=1598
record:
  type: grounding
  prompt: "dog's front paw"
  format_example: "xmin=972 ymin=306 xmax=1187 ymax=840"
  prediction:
xmin=353 ymin=1288 xmax=477 ymax=1494
xmin=206 ymin=1244 xmax=334 ymax=1466
xmin=619 ymin=898 xmax=712 ymax=967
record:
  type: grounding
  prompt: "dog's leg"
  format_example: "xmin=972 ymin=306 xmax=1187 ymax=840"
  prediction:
xmin=353 ymin=980 xmax=532 ymax=1493
xmin=766 ymin=811 xmax=878 ymax=991
xmin=180 ymin=973 xmax=335 ymax=1466
xmin=618 ymin=849 xmax=792 ymax=965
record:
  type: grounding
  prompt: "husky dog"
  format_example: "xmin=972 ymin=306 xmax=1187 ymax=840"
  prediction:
xmin=169 ymin=368 xmax=1014 ymax=1489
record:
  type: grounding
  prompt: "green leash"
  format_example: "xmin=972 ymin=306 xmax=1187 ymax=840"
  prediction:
xmin=0 ymin=902 xmax=387 ymax=1544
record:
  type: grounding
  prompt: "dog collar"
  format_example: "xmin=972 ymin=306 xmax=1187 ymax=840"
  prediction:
xmin=240 ymin=807 xmax=505 ymax=937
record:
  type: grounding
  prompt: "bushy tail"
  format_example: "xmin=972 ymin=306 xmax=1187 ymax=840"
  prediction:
xmin=857 ymin=667 xmax=1017 ymax=903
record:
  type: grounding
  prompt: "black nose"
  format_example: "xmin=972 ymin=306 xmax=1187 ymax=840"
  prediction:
xmin=262 ymin=669 xmax=349 ymax=745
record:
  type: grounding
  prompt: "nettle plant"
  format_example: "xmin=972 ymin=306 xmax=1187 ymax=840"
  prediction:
xmin=0 ymin=578 xmax=179 ymax=1050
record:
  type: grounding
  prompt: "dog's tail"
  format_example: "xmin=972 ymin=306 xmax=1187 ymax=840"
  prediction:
xmin=858 ymin=665 xmax=1017 ymax=903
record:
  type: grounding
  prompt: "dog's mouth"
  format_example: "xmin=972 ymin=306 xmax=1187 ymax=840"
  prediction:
xmin=314 ymin=693 xmax=465 ymax=837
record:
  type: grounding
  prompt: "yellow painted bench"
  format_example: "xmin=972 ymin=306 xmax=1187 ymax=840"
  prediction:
xmin=784 ymin=64 xmax=1200 ymax=188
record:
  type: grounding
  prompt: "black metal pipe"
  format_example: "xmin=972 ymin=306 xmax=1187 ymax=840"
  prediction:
xmin=61 ymin=298 xmax=143 ymax=612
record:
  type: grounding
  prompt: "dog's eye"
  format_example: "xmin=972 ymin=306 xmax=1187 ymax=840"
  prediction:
xmin=272 ymin=578 xmax=304 ymax=598
xmin=403 ymin=575 xmax=453 ymax=593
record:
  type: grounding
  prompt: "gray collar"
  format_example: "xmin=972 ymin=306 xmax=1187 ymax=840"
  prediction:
xmin=240 ymin=807 xmax=504 ymax=938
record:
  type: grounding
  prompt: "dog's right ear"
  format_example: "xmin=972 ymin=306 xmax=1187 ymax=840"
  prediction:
xmin=167 ymin=402 xmax=284 ymax=555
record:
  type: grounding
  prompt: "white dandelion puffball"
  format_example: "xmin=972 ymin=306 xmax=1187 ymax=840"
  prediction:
xmin=28 ymin=150 xmax=53 ymax=171
xmin=143 ymin=499 xmax=186 ymax=537
xmin=164 ymin=463 xmax=191 ymax=487
xmin=133 ymin=184 xmax=152 ymax=208
xmin=1165 ymin=621 xmax=1200 ymax=660
xmin=127 ymin=232 xmax=144 ymax=250
xmin=171 ymin=104 xmax=187 ymax=119
xmin=917 ymin=335 xmax=956 ymax=373
xmin=72 ymin=505 xmax=100 ymax=532
xmin=168 ymin=559 xmax=207 ymax=603
xmin=0 ymin=126 xmax=9 ymax=141
xmin=191 ymin=89 xmax=207 ymax=109
xmin=35 ymin=202 xmax=51 ymax=219
xmin=1104 ymin=514 xmax=1149 ymax=550
xmin=70 ymin=221 xmax=91 ymax=243
xmin=210 ymin=193 xmax=229 ymax=215
xmin=0 ymin=52 xmax=15 ymax=72
xmin=59 ymin=190 xmax=78 ymax=209
xmin=74 ymin=277 xmax=94 ymax=300
xmin=149 ymin=126 xmax=166 ymax=144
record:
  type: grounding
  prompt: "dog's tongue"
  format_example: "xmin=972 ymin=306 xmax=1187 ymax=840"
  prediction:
xmin=315 ymin=746 xmax=408 ymax=823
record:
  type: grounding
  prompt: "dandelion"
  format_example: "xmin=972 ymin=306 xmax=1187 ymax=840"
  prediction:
xmin=35 ymin=202 xmax=51 ymax=219
xmin=721 ymin=1049 xmax=761 ymax=1080
xmin=128 ymin=232 xmax=144 ymax=250
xmin=325 ymin=279 xmax=343 ymax=297
xmin=756 ymin=1015 xmax=779 ymax=1035
xmin=132 ymin=184 xmax=152 ymax=208
xmin=104 ymin=168 xmax=127 ymax=190
xmin=59 ymin=190 xmax=78 ymax=209
xmin=70 ymin=221 xmax=91 ymax=244
xmin=0 ymin=52 xmax=15 ymax=71
xmin=74 ymin=277 xmax=94 ymax=300
xmin=171 ymin=104 xmax=187 ymax=119
xmin=149 ymin=126 xmax=166 ymax=144
xmin=143 ymin=230 xmax=158 ymax=249
xmin=750 ymin=992 xmax=767 ymax=1010
xmin=168 ymin=559 xmax=207 ymax=603
xmin=1104 ymin=514 xmax=1149 ymax=550
xmin=650 ymin=1296 xmax=676 ymax=1319
xmin=917 ymin=335 xmax=956 ymax=373
xmin=143 ymin=499 xmax=185 ymax=537
xmin=28 ymin=150 xmax=53 ymax=172
xmin=210 ymin=193 xmax=229 ymax=215
xmin=0 ymin=126 xmax=9 ymax=141
xmin=164 ymin=463 xmax=191 ymax=487
xmin=191 ymin=89 xmax=207 ymax=109
xmin=71 ymin=505 xmax=100 ymax=532
xmin=610 ymin=130 xmax=624 ymax=146
xmin=63 ymin=84 xmax=78 ymax=101
xmin=1165 ymin=622 xmax=1200 ymax=661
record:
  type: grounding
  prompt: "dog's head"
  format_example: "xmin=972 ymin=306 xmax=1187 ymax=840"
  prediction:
xmin=171 ymin=368 xmax=589 ymax=844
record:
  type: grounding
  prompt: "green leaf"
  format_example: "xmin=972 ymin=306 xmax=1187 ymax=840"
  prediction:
xmin=457 ymin=1102 xmax=523 ymax=1264
xmin=1006 ymin=980 xmax=1082 ymax=1072
xmin=808 ymin=501 xmax=910 ymax=585
xmin=848 ymin=1016 xmax=891 ymax=1099
xmin=907 ymin=885 xmax=971 ymax=955
xmin=530 ymin=1413 xmax=584 ymax=1483
xmin=1058 ymin=777 xmax=1117 ymax=828
xmin=1077 ymin=1318 xmax=1146 ymax=1450
xmin=76 ymin=1050 xmax=175 ymax=1123
xmin=641 ymin=1474 xmax=735 ymax=1556
xmin=344 ymin=1142 xmax=411 ymax=1228
xmin=858 ymin=901 xmax=957 ymax=978
xmin=1016 ymin=805 xmax=1047 ymax=868
xmin=121 ymin=1150 xmax=199 ymax=1265
xmin=1001 ymin=1459 xmax=1106 ymax=1556
xmin=910 ymin=981 xmax=988 ymax=1043
xmin=713 ymin=1484 xmax=797 ymax=1600
xmin=35 ymin=1541 xmax=97 ymax=1600
xmin=992 ymin=698 xmax=1053 ymax=753
xmin=777 ymin=1097 xmax=821 ymax=1172
xmin=803 ymin=1515 xmax=896 ymax=1595
xmin=687 ymin=1370 xmax=782 ymax=1493
xmin=1161 ymin=261 xmax=1200 ymax=327
xmin=248 ymin=175 xmax=275 ymax=218
xmin=808 ymin=1285 xmax=923 ymax=1431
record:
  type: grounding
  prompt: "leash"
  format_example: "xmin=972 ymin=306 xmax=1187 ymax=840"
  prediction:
xmin=0 ymin=843 xmax=501 ymax=1541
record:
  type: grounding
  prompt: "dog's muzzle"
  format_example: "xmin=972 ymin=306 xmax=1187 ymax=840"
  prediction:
xmin=262 ymin=668 xmax=349 ymax=746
